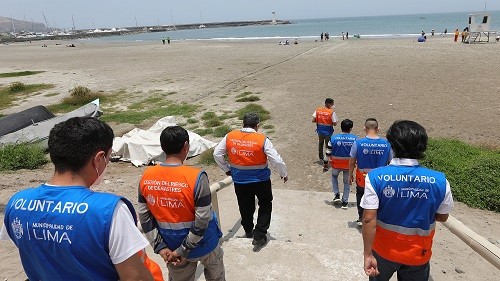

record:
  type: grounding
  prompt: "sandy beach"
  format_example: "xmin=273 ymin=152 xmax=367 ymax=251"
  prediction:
xmin=0 ymin=36 xmax=499 ymax=280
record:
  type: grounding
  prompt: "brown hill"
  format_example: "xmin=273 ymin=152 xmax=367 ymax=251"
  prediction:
xmin=0 ymin=16 xmax=47 ymax=33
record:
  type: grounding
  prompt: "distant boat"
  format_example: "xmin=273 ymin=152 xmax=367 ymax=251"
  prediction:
xmin=199 ymin=24 xmax=206 ymax=29
xmin=0 ymin=99 xmax=101 ymax=149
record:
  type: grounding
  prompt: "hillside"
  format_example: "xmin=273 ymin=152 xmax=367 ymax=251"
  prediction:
xmin=0 ymin=16 xmax=46 ymax=33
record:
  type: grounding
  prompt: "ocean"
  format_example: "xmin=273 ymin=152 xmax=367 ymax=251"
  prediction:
xmin=91 ymin=10 xmax=500 ymax=42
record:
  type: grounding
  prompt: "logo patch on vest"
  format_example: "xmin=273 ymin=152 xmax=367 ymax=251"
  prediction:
xmin=11 ymin=217 xmax=23 ymax=239
xmin=231 ymin=147 xmax=237 ymax=155
xmin=383 ymin=185 xmax=396 ymax=198
xmin=147 ymin=194 xmax=156 ymax=205
xmin=363 ymin=148 xmax=369 ymax=154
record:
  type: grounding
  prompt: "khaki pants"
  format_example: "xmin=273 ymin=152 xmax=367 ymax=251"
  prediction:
xmin=167 ymin=244 xmax=225 ymax=281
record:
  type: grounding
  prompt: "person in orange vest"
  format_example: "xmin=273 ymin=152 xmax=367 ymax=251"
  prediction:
xmin=213 ymin=113 xmax=288 ymax=247
xmin=312 ymin=98 xmax=338 ymax=172
xmin=1 ymin=117 xmax=154 ymax=281
xmin=138 ymin=126 xmax=225 ymax=281
xmin=325 ymin=119 xmax=357 ymax=209
xmin=348 ymin=118 xmax=392 ymax=226
xmin=361 ymin=120 xmax=454 ymax=280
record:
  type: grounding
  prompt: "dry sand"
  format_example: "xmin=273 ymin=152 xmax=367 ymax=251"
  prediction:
xmin=0 ymin=37 xmax=499 ymax=280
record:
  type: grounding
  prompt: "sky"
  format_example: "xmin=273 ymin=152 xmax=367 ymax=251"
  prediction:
xmin=1 ymin=0 xmax=499 ymax=29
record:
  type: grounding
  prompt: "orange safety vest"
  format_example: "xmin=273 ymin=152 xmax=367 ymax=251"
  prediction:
xmin=139 ymin=165 xmax=200 ymax=223
xmin=373 ymin=225 xmax=435 ymax=266
xmin=330 ymin=156 xmax=350 ymax=170
xmin=356 ymin=168 xmax=371 ymax=187
xmin=315 ymin=107 xmax=334 ymax=126
xmin=226 ymin=130 xmax=267 ymax=169
xmin=137 ymin=249 xmax=164 ymax=281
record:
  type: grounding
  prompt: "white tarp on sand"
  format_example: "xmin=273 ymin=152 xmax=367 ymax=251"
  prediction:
xmin=112 ymin=116 xmax=216 ymax=167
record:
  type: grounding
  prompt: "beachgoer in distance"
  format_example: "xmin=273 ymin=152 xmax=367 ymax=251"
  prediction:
xmin=361 ymin=120 xmax=454 ymax=280
xmin=454 ymin=29 xmax=459 ymax=42
xmin=342 ymin=32 xmax=345 ymax=40
xmin=213 ymin=113 xmax=288 ymax=248
xmin=348 ymin=118 xmax=392 ymax=226
xmin=325 ymin=119 xmax=357 ymax=209
xmin=167 ymin=37 xmax=170 ymax=44
xmin=313 ymin=98 xmax=338 ymax=171
xmin=346 ymin=31 xmax=349 ymax=39
xmin=162 ymin=36 xmax=166 ymax=45
xmin=139 ymin=125 xmax=225 ymax=280
xmin=321 ymin=32 xmax=324 ymax=42
xmin=294 ymin=39 xmax=298 ymax=45
xmin=431 ymin=29 xmax=435 ymax=36
xmin=1 ymin=117 xmax=156 ymax=280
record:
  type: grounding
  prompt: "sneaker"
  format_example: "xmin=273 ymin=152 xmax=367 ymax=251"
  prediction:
xmin=341 ymin=201 xmax=348 ymax=209
xmin=322 ymin=162 xmax=329 ymax=172
xmin=356 ymin=219 xmax=363 ymax=226
xmin=333 ymin=194 xmax=341 ymax=203
xmin=252 ymin=236 xmax=268 ymax=247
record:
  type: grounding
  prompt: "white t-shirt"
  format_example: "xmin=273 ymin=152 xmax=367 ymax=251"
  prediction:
xmin=1 ymin=201 xmax=148 ymax=265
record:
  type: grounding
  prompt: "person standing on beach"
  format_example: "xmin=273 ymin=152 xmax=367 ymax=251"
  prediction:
xmin=313 ymin=98 xmax=338 ymax=171
xmin=1 ymin=117 xmax=155 ymax=281
xmin=139 ymin=125 xmax=225 ymax=281
xmin=348 ymin=118 xmax=392 ymax=226
xmin=213 ymin=113 xmax=288 ymax=247
xmin=346 ymin=31 xmax=349 ymax=39
xmin=325 ymin=119 xmax=357 ymax=209
xmin=167 ymin=37 xmax=170 ymax=44
xmin=431 ymin=29 xmax=435 ymax=36
xmin=361 ymin=120 xmax=454 ymax=281
xmin=321 ymin=32 xmax=324 ymax=42
xmin=342 ymin=32 xmax=345 ymax=40
xmin=162 ymin=36 xmax=166 ymax=45
xmin=454 ymin=29 xmax=459 ymax=42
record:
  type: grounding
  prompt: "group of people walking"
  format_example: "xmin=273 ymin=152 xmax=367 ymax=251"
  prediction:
xmin=1 ymin=96 xmax=454 ymax=280
xmin=313 ymin=98 xmax=454 ymax=280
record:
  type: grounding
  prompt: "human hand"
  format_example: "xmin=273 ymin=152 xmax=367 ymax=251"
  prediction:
xmin=158 ymin=248 xmax=173 ymax=262
xmin=167 ymin=250 xmax=184 ymax=266
xmin=281 ymin=176 xmax=288 ymax=183
xmin=363 ymin=254 xmax=379 ymax=277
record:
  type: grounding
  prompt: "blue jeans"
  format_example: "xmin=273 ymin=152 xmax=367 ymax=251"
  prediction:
xmin=331 ymin=168 xmax=350 ymax=203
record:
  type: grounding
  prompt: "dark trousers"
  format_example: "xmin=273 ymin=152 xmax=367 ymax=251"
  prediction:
xmin=234 ymin=180 xmax=273 ymax=240
xmin=369 ymin=251 xmax=430 ymax=281
xmin=356 ymin=185 xmax=365 ymax=220
xmin=318 ymin=134 xmax=330 ymax=161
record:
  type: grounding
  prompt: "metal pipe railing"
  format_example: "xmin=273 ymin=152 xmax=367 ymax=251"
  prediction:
xmin=442 ymin=215 xmax=500 ymax=270
xmin=209 ymin=176 xmax=234 ymax=227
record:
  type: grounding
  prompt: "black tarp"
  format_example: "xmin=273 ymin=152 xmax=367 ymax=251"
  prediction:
xmin=0 ymin=106 xmax=55 ymax=137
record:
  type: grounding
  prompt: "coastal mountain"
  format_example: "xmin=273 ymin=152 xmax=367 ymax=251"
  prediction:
xmin=0 ymin=16 xmax=47 ymax=33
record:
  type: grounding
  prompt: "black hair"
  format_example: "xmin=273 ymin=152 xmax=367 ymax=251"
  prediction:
xmin=340 ymin=119 xmax=353 ymax=132
xmin=243 ymin=113 xmax=260 ymax=128
xmin=160 ymin=126 xmax=189 ymax=155
xmin=386 ymin=120 xmax=428 ymax=159
xmin=48 ymin=117 xmax=114 ymax=173
xmin=325 ymin=98 xmax=334 ymax=105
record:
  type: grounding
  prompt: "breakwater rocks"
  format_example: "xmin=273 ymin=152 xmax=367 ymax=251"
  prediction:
xmin=1 ymin=20 xmax=291 ymax=43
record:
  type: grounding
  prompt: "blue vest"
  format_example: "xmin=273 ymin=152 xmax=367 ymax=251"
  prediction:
xmin=330 ymin=133 xmax=357 ymax=158
xmin=4 ymin=184 xmax=135 ymax=281
xmin=355 ymin=137 xmax=391 ymax=170
xmin=317 ymin=124 xmax=334 ymax=136
xmin=230 ymin=166 xmax=271 ymax=184
xmin=367 ymin=165 xmax=447 ymax=231
xmin=158 ymin=212 xmax=222 ymax=259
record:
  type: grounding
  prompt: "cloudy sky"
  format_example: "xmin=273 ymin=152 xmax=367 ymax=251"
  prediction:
xmin=2 ymin=0 xmax=498 ymax=29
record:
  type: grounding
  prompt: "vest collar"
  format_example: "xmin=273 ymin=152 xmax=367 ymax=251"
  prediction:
xmin=390 ymin=158 xmax=419 ymax=166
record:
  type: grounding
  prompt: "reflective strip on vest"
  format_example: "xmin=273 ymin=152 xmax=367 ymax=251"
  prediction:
xmin=157 ymin=217 xmax=213 ymax=230
xmin=230 ymin=163 xmax=268 ymax=170
xmin=377 ymin=220 xmax=436 ymax=236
